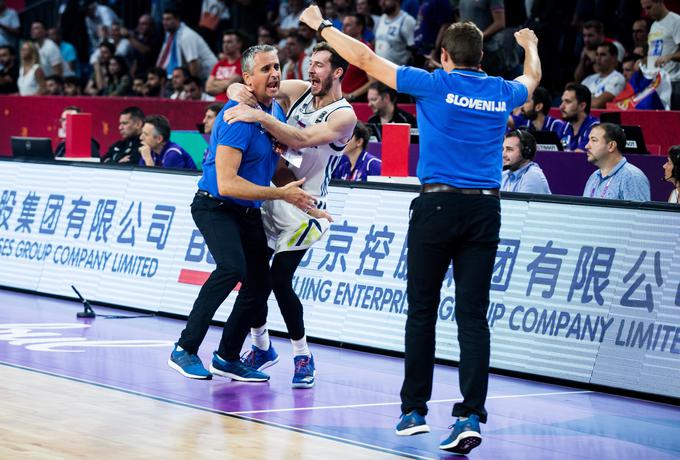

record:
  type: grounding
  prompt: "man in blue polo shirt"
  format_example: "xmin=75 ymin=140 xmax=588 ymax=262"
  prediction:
xmin=583 ymin=123 xmax=650 ymax=201
xmin=332 ymin=121 xmax=382 ymax=181
xmin=301 ymin=7 xmax=540 ymax=455
xmin=559 ymin=82 xmax=599 ymax=152
xmin=139 ymin=115 xmax=197 ymax=169
xmin=501 ymin=130 xmax=551 ymax=194
xmin=167 ymin=44 xmax=315 ymax=382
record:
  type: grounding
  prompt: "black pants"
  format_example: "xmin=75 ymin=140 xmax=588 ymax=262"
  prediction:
xmin=399 ymin=192 xmax=500 ymax=424
xmin=251 ymin=249 xmax=308 ymax=341
xmin=178 ymin=194 xmax=271 ymax=361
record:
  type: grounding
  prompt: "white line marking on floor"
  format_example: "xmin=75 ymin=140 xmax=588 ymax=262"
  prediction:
xmin=228 ymin=390 xmax=593 ymax=415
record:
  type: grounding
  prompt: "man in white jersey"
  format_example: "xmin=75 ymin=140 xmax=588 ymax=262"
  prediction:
xmin=223 ymin=41 xmax=357 ymax=388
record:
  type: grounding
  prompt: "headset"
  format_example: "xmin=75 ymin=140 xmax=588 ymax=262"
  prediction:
xmin=510 ymin=129 xmax=537 ymax=160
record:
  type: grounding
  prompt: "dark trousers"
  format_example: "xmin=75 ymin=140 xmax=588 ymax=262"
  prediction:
xmin=399 ymin=192 xmax=500 ymax=424
xmin=178 ymin=194 xmax=271 ymax=361
xmin=251 ymin=249 xmax=308 ymax=341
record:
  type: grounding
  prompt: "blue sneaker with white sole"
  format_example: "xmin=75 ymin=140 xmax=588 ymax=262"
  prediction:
xmin=167 ymin=344 xmax=212 ymax=380
xmin=439 ymin=414 xmax=482 ymax=455
xmin=241 ymin=343 xmax=279 ymax=371
xmin=292 ymin=354 xmax=315 ymax=389
xmin=210 ymin=351 xmax=270 ymax=382
xmin=395 ymin=411 xmax=430 ymax=436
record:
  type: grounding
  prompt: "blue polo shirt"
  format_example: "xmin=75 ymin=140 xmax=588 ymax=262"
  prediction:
xmin=511 ymin=113 xmax=567 ymax=139
xmin=397 ymin=66 xmax=528 ymax=188
xmin=561 ymin=114 xmax=599 ymax=151
xmin=332 ymin=151 xmax=382 ymax=181
xmin=198 ymin=100 xmax=285 ymax=208
xmin=138 ymin=141 xmax=197 ymax=169
xmin=582 ymin=157 xmax=650 ymax=202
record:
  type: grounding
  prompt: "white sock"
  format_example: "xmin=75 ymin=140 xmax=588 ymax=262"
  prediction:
xmin=251 ymin=326 xmax=270 ymax=350
xmin=291 ymin=336 xmax=310 ymax=357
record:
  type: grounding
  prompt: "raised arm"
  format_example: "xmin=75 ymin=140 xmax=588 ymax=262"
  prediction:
xmin=513 ymin=28 xmax=541 ymax=101
xmin=300 ymin=5 xmax=398 ymax=89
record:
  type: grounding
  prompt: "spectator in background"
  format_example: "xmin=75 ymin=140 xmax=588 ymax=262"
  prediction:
xmin=341 ymin=13 xmax=372 ymax=101
xmin=632 ymin=18 xmax=651 ymax=51
xmin=511 ymin=86 xmax=566 ymax=138
xmin=156 ymin=7 xmax=217 ymax=81
xmin=574 ymin=20 xmax=624 ymax=83
xmin=31 ymin=20 xmax=64 ymax=78
xmin=48 ymin=27 xmax=78 ymax=77
xmin=102 ymin=106 xmax=145 ymax=164
xmin=581 ymin=42 xmax=626 ymax=109
xmin=501 ymin=130 xmax=551 ymax=194
xmin=146 ymin=66 xmax=168 ymax=97
xmin=54 ymin=105 xmax=100 ymax=158
xmin=169 ymin=66 xmax=189 ymax=99
xmin=299 ymin=23 xmax=318 ymax=55
xmin=109 ymin=22 xmax=133 ymax=65
xmin=278 ymin=0 xmax=305 ymax=41
xmin=333 ymin=121 xmax=382 ymax=181
xmin=131 ymin=74 xmax=146 ymax=96
xmin=199 ymin=102 xmax=225 ymax=163
xmin=413 ymin=0 xmax=453 ymax=66
xmin=0 ymin=44 xmax=18 ymax=94
xmin=622 ymin=53 xmax=642 ymax=82
xmin=85 ymin=41 xmax=115 ymax=95
xmin=103 ymin=55 xmax=131 ymax=96
xmin=366 ymin=81 xmax=417 ymax=130
xmin=560 ymin=83 xmax=598 ymax=152
xmin=356 ymin=0 xmax=379 ymax=42
xmin=120 ymin=14 xmax=161 ymax=77
xmin=663 ymin=145 xmax=680 ymax=203
xmin=374 ymin=0 xmax=416 ymax=66
xmin=583 ymin=123 xmax=650 ymax=201
xmin=642 ymin=0 xmax=680 ymax=110
xmin=18 ymin=41 xmax=45 ymax=95
xmin=182 ymin=75 xmax=216 ymax=101
xmin=0 ymin=0 xmax=20 ymax=51
xmin=139 ymin=114 xmax=197 ymax=169
xmin=206 ymin=30 xmax=243 ymax=102
xmin=257 ymin=25 xmax=278 ymax=46
xmin=45 ymin=75 xmax=64 ymax=95
xmin=63 ymin=76 xmax=81 ymax=96
xmin=84 ymin=0 xmax=118 ymax=54
xmin=282 ymin=33 xmax=311 ymax=80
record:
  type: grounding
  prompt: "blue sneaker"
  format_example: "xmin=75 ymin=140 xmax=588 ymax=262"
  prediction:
xmin=241 ymin=343 xmax=279 ymax=371
xmin=167 ymin=344 xmax=212 ymax=379
xmin=439 ymin=414 xmax=482 ymax=455
xmin=210 ymin=351 xmax=270 ymax=382
xmin=292 ymin=354 xmax=315 ymax=389
xmin=395 ymin=411 xmax=430 ymax=436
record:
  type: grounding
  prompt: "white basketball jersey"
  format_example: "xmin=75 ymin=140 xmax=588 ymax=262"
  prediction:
xmin=284 ymin=88 xmax=353 ymax=208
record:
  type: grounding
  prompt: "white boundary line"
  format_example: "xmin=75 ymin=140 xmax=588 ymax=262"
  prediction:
xmin=228 ymin=390 xmax=593 ymax=415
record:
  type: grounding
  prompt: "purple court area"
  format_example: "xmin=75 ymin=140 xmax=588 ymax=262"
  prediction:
xmin=1 ymin=289 xmax=679 ymax=459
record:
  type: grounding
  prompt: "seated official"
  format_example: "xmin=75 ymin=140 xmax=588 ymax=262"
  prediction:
xmin=501 ymin=130 xmax=551 ymax=194
xmin=332 ymin=121 xmax=382 ymax=181
xmin=510 ymin=86 xmax=566 ymax=138
xmin=366 ymin=81 xmax=417 ymax=130
xmin=54 ymin=105 xmax=100 ymax=159
xmin=139 ymin=114 xmax=197 ymax=169
xmin=583 ymin=123 xmax=650 ymax=201
xmin=102 ymin=106 xmax=145 ymax=164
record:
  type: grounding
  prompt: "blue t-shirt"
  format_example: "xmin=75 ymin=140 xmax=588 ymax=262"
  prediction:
xmin=561 ymin=114 xmax=599 ymax=151
xmin=198 ymin=100 xmax=285 ymax=208
xmin=139 ymin=141 xmax=196 ymax=169
xmin=397 ymin=66 xmax=528 ymax=188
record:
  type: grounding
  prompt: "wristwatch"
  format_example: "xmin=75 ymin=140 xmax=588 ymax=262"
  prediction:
xmin=317 ymin=19 xmax=333 ymax=35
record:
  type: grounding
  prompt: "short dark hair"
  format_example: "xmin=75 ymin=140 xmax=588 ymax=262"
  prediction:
xmin=46 ymin=75 xmax=63 ymax=85
xmin=0 ymin=45 xmax=14 ymax=56
xmin=183 ymin=75 xmax=202 ymax=87
xmin=623 ymin=53 xmax=643 ymax=65
xmin=63 ymin=76 xmax=80 ymax=86
xmin=121 ymin=106 xmax=145 ymax=121
xmin=353 ymin=121 xmax=370 ymax=149
xmin=594 ymin=122 xmax=626 ymax=152
xmin=532 ymin=87 xmax=552 ymax=115
xmin=669 ymin=145 xmax=680 ymax=181
xmin=565 ymin=82 xmax=592 ymax=114
xmin=163 ymin=7 xmax=181 ymax=19
xmin=583 ymin=20 xmax=604 ymax=34
xmin=99 ymin=41 xmax=116 ymax=55
xmin=312 ymin=41 xmax=349 ymax=81
xmin=505 ymin=129 xmax=537 ymax=160
xmin=147 ymin=67 xmax=166 ymax=79
xmin=32 ymin=20 xmax=47 ymax=29
xmin=63 ymin=105 xmax=81 ymax=113
xmin=207 ymin=102 xmax=225 ymax=114
xmin=223 ymin=29 xmax=242 ymax=41
xmin=368 ymin=81 xmax=397 ymax=103
xmin=597 ymin=42 xmax=618 ymax=58
xmin=441 ymin=21 xmax=483 ymax=68
xmin=144 ymin=115 xmax=171 ymax=142
xmin=172 ymin=66 xmax=190 ymax=78
xmin=344 ymin=13 xmax=366 ymax=31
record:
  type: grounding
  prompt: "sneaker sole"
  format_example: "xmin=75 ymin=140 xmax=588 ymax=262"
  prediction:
xmin=257 ymin=356 xmax=280 ymax=372
xmin=395 ymin=424 xmax=431 ymax=436
xmin=292 ymin=370 xmax=316 ymax=389
xmin=210 ymin=364 xmax=269 ymax=382
xmin=167 ymin=359 xmax=212 ymax=380
xmin=440 ymin=431 xmax=482 ymax=454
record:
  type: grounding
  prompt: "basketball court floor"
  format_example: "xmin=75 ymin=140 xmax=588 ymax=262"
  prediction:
xmin=1 ymin=289 xmax=678 ymax=459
